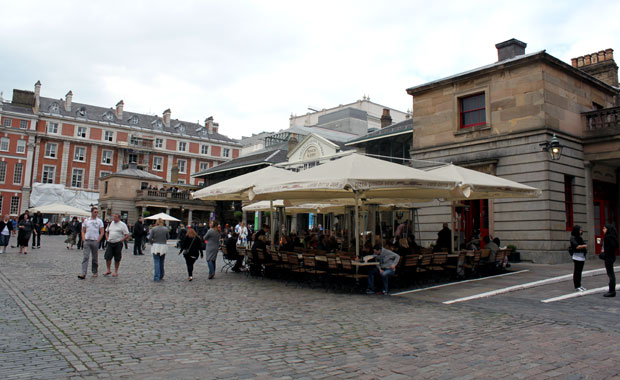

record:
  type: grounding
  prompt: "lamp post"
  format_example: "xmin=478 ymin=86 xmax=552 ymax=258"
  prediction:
xmin=540 ymin=134 xmax=563 ymax=160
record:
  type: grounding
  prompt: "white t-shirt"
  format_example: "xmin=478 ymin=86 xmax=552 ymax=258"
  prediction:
xmin=83 ymin=217 xmax=104 ymax=240
xmin=106 ymin=221 xmax=129 ymax=243
xmin=1 ymin=224 xmax=9 ymax=235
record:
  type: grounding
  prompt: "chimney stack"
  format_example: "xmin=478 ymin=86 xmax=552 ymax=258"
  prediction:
xmin=380 ymin=108 xmax=392 ymax=128
xmin=288 ymin=134 xmax=299 ymax=152
xmin=115 ymin=100 xmax=124 ymax=119
xmin=34 ymin=80 xmax=41 ymax=114
xmin=495 ymin=38 xmax=527 ymax=62
xmin=205 ymin=116 xmax=214 ymax=134
xmin=571 ymin=48 xmax=618 ymax=87
xmin=163 ymin=109 xmax=171 ymax=128
xmin=65 ymin=90 xmax=73 ymax=112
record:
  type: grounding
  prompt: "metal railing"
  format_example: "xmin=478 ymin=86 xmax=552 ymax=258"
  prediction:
xmin=583 ymin=106 xmax=620 ymax=131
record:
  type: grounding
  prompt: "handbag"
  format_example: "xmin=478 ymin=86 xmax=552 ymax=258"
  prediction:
xmin=180 ymin=237 xmax=196 ymax=256
xmin=599 ymin=250 xmax=607 ymax=260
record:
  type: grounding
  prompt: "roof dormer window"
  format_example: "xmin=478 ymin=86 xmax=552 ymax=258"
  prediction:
xmin=103 ymin=111 xmax=114 ymax=121
xmin=77 ymin=107 xmax=87 ymax=118
xmin=48 ymin=102 xmax=59 ymax=114
xmin=129 ymin=115 xmax=139 ymax=125
xmin=153 ymin=119 xmax=163 ymax=130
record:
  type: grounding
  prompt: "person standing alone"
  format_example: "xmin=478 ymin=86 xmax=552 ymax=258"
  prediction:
xmin=204 ymin=221 xmax=220 ymax=279
xmin=133 ymin=216 xmax=145 ymax=255
xmin=149 ymin=218 xmax=169 ymax=281
xmin=0 ymin=214 xmax=13 ymax=254
xmin=570 ymin=225 xmax=588 ymax=292
xmin=31 ymin=211 xmax=44 ymax=249
xmin=103 ymin=214 xmax=130 ymax=277
xmin=79 ymin=207 xmax=104 ymax=279
xmin=601 ymin=224 xmax=617 ymax=298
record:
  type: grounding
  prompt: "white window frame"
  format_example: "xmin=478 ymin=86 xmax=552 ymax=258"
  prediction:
xmin=74 ymin=146 xmax=86 ymax=162
xmin=45 ymin=143 xmax=58 ymax=158
xmin=177 ymin=159 xmax=186 ymax=174
xmin=16 ymin=140 xmax=26 ymax=154
xmin=76 ymin=126 xmax=87 ymax=138
xmin=0 ymin=137 xmax=9 ymax=152
xmin=178 ymin=141 xmax=187 ymax=152
xmin=152 ymin=156 xmax=163 ymax=171
xmin=0 ymin=161 xmax=6 ymax=183
xmin=222 ymin=148 xmax=230 ymax=158
xmin=155 ymin=138 xmax=163 ymax=148
xmin=101 ymin=150 xmax=113 ymax=165
xmin=13 ymin=162 xmax=23 ymax=184
xmin=3 ymin=118 xmax=11 ymax=127
xmin=42 ymin=165 xmax=56 ymax=184
xmin=104 ymin=130 xmax=114 ymax=142
xmin=177 ymin=179 xmax=186 ymax=184
xmin=201 ymin=144 xmax=209 ymax=155
xmin=10 ymin=196 xmax=19 ymax=215
xmin=100 ymin=170 xmax=111 ymax=178
xmin=47 ymin=122 xmax=59 ymax=134
xmin=199 ymin=162 xmax=209 ymax=171
xmin=19 ymin=120 xmax=28 ymax=130
xmin=71 ymin=168 xmax=84 ymax=188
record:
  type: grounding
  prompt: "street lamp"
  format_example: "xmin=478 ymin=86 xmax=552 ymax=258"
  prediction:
xmin=540 ymin=134 xmax=563 ymax=160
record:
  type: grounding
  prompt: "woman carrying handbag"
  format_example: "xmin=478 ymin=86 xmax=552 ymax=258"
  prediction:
xmin=600 ymin=224 xmax=617 ymax=298
xmin=179 ymin=228 xmax=203 ymax=281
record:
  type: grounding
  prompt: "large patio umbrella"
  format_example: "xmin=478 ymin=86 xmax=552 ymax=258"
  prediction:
xmin=145 ymin=212 xmax=180 ymax=222
xmin=29 ymin=203 xmax=90 ymax=217
xmin=252 ymin=154 xmax=461 ymax=256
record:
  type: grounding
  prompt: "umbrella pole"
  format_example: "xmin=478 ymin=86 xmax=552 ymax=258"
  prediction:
xmin=269 ymin=200 xmax=275 ymax=245
xmin=450 ymin=202 xmax=455 ymax=254
xmin=354 ymin=191 xmax=360 ymax=258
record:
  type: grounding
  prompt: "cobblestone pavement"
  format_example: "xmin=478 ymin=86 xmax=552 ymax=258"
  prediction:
xmin=1 ymin=236 xmax=619 ymax=379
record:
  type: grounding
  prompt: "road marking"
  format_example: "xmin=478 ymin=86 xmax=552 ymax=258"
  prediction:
xmin=391 ymin=270 xmax=529 ymax=296
xmin=442 ymin=266 xmax=620 ymax=305
xmin=541 ymin=285 xmax=620 ymax=303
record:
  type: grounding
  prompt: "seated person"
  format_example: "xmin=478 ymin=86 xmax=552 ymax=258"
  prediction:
xmin=434 ymin=223 xmax=452 ymax=252
xmin=225 ymin=232 xmax=244 ymax=272
xmin=482 ymin=235 xmax=499 ymax=263
xmin=366 ymin=244 xmax=400 ymax=295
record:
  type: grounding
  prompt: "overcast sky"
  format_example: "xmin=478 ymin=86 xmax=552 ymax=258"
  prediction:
xmin=1 ymin=1 xmax=619 ymax=139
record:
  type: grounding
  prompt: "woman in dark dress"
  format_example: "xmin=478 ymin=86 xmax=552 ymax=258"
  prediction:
xmin=18 ymin=213 xmax=34 ymax=255
xmin=179 ymin=228 xmax=203 ymax=281
xmin=601 ymin=224 xmax=617 ymax=298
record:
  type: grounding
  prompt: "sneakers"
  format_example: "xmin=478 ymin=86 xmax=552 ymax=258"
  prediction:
xmin=603 ymin=292 xmax=616 ymax=298
xmin=382 ymin=290 xmax=389 ymax=296
xmin=188 ymin=276 xmax=193 ymax=281
xmin=575 ymin=287 xmax=587 ymax=292
xmin=366 ymin=289 xmax=375 ymax=294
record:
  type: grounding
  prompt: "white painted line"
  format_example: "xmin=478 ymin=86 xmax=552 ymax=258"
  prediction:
xmin=442 ymin=266 xmax=620 ymax=305
xmin=391 ymin=270 xmax=529 ymax=296
xmin=541 ymin=285 xmax=620 ymax=303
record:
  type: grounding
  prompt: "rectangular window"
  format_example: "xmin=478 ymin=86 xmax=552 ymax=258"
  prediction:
xmin=104 ymin=131 xmax=114 ymax=142
xmin=19 ymin=120 xmax=28 ymax=129
xmin=200 ymin=162 xmax=209 ymax=171
xmin=76 ymin=126 xmax=87 ymax=138
xmin=153 ymin=156 xmax=163 ymax=171
xmin=45 ymin=143 xmax=58 ymax=158
xmin=460 ymin=93 xmax=486 ymax=128
xmin=564 ymin=175 xmax=574 ymax=231
xmin=178 ymin=141 xmax=186 ymax=152
xmin=100 ymin=171 xmax=111 ymax=178
xmin=13 ymin=163 xmax=23 ymax=184
xmin=101 ymin=150 xmax=113 ymax=165
xmin=3 ymin=118 xmax=11 ymax=127
xmin=128 ymin=153 xmax=138 ymax=164
xmin=222 ymin=148 xmax=230 ymax=158
xmin=47 ymin=122 xmax=59 ymax=134
xmin=71 ymin=168 xmax=84 ymax=188
xmin=104 ymin=181 xmax=108 ymax=194
xmin=155 ymin=138 xmax=163 ymax=148
xmin=0 ymin=161 xmax=6 ymax=182
xmin=201 ymin=144 xmax=209 ymax=155
xmin=42 ymin=165 xmax=56 ymax=184
xmin=0 ymin=195 xmax=2 ymax=214
xmin=16 ymin=140 xmax=26 ymax=154
xmin=74 ymin=146 xmax=86 ymax=162
xmin=0 ymin=138 xmax=9 ymax=151
xmin=10 ymin=196 xmax=19 ymax=215
xmin=177 ymin=159 xmax=186 ymax=173
xmin=177 ymin=179 xmax=185 ymax=184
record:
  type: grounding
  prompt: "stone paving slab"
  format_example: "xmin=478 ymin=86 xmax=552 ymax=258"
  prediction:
xmin=0 ymin=236 xmax=619 ymax=379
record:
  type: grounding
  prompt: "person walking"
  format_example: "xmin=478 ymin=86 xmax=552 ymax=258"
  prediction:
xmin=179 ymin=228 xmax=203 ymax=281
xmin=601 ymin=224 xmax=617 ymax=298
xmin=17 ymin=213 xmax=35 ymax=255
xmin=133 ymin=216 xmax=146 ymax=255
xmin=149 ymin=218 xmax=169 ymax=281
xmin=570 ymin=225 xmax=588 ymax=292
xmin=79 ymin=207 xmax=104 ymax=279
xmin=65 ymin=217 xmax=81 ymax=249
xmin=103 ymin=214 xmax=130 ymax=277
xmin=31 ymin=211 xmax=44 ymax=249
xmin=0 ymin=214 xmax=14 ymax=254
xmin=204 ymin=220 xmax=220 ymax=279
xmin=76 ymin=217 xmax=84 ymax=250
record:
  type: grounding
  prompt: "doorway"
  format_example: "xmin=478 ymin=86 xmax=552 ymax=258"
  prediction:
xmin=593 ymin=181 xmax=618 ymax=255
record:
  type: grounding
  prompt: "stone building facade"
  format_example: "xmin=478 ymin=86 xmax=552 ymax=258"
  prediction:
xmin=406 ymin=39 xmax=619 ymax=263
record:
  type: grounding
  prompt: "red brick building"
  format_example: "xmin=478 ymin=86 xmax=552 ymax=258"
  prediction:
xmin=0 ymin=82 xmax=241 ymax=215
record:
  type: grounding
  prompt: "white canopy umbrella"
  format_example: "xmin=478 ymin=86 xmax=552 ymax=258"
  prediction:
xmin=192 ymin=166 xmax=294 ymax=201
xmin=29 ymin=203 xmax=90 ymax=217
xmin=145 ymin=212 xmax=180 ymax=222
xmin=252 ymin=154 xmax=461 ymax=257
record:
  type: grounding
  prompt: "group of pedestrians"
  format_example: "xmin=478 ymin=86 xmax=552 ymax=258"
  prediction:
xmin=0 ymin=210 xmax=44 ymax=255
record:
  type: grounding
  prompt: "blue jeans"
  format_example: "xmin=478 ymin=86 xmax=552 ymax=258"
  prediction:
xmin=367 ymin=267 xmax=395 ymax=293
xmin=153 ymin=254 xmax=166 ymax=281
xmin=207 ymin=260 xmax=216 ymax=276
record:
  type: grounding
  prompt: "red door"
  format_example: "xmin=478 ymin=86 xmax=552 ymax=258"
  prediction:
xmin=457 ymin=199 xmax=489 ymax=248
xmin=593 ymin=181 xmax=618 ymax=255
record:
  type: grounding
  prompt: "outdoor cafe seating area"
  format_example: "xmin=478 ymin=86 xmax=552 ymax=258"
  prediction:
xmin=221 ymin=245 xmax=512 ymax=292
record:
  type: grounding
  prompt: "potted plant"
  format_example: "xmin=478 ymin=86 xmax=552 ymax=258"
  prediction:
xmin=507 ymin=244 xmax=520 ymax=262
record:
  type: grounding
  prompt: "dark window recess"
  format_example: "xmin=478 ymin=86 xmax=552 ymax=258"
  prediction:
xmin=460 ymin=93 xmax=486 ymax=128
xmin=564 ymin=175 xmax=574 ymax=230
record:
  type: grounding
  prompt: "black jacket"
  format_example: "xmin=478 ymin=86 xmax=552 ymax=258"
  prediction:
xmin=180 ymin=236 xmax=203 ymax=259
xmin=603 ymin=228 xmax=618 ymax=263
xmin=0 ymin=220 xmax=14 ymax=233
xmin=32 ymin=213 xmax=44 ymax=227
xmin=133 ymin=221 xmax=145 ymax=238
